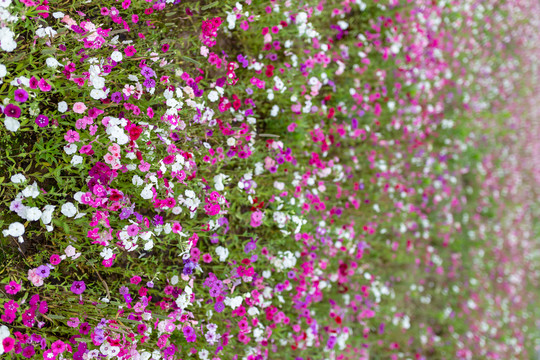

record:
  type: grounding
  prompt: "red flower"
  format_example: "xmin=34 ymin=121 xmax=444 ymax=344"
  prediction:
xmin=128 ymin=125 xmax=143 ymax=141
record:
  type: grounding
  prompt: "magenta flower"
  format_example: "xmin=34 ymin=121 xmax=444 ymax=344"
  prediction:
xmin=124 ymin=45 xmax=137 ymax=57
xmin=2 ymin=337 xmax=14 ymax=353
xmin=29 ymin=76 xmax=38 ymax=89
xmin=14 ymin=88 xmax=29 ymax=102
xmin=35 ymin=114 xmax=49 ymax=127
xmin=70 ymin=281 xmax=86 ymax=295
xmin=5 ymin=281 xmax=21 ymax=295
xmin=38 ymin=78 xmax=52 ymax=92
xmin=4 ymin=104 xmax=21 ymax=118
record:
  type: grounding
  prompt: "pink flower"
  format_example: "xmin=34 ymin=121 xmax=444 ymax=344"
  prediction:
xmin=172 ymin=222 xmax=183 ymax=233
xmin=67 ymin=317 xmax=80 ymax=328
xmin=73 ymin=102 xmax=87 ymax=114
xmin=64 ymin=130 xmax=80 ymax=143
xmin=250 ymin=211 xmax=263 ymax=227
xmin=130 ymin=276 xmax=141 ymax=285
xmin=28 ymin=269 xmax=44 ymax=287
xmin=127 ymin=224 xmax=139 ymax=236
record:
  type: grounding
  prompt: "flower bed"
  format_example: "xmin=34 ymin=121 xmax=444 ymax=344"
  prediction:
xmin=0 ymin=0 xmax=539 ymax=359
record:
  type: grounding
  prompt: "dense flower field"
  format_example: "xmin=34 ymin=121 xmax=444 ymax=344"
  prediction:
xmin=0 ymin=0 xmax=539 ymax=359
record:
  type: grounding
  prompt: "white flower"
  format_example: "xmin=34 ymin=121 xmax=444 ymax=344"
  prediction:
xmin=215 ymin=246 xmax=229 ymax=261
xmin=91 ymin=76 xmax=105 ymax=89
xmin=170 ymin=275 xmax=179 ymax=285
xmin=58 ymin=101 xmax=68 ymax=113
xmin=26 ymin=207 xmax=43 ymax=221
xmin=132 ymin=175 xmax=144 ymax=187
xmin=45 ymin=57 xmax=61 ymax=68
xmin=0 ymin=0 xmax=12 ymax=8
xmin=36 ymin=27 xmax=57 ymax=38
xmin=199 ymin=349 xmax=210 ymax=360
xmin=0 ymin=64 xmax=6 ymax=77
xmin=90 ymin=89 xmax=106 ymax=100
xmin=226 ymin=137 xmax=236 ymax=146
xmin=175 ymin=293 xmax=190 ymax=309
xmin=10 ymin=173 xmax=26 ymax=184
xmin=64 ymin=143 xmax=77 ymax=155
xmin=22 ymin=182 xmax=40 ymax=198
xmin=224 ymin=296 xmax=243 ymax=309
xmin=7 ymin=222 xmax=24 ymax=236
xmin=185 ymin=189 xmax=195 ymax=198
xmin=207 ymin=90 xmax=219 ymax=102
xmin=52 ymin=12 xmax=65 ymax=18
xmin=41 ymin=205 xmax=55 ymax=225
xmin=140 ymin=184 xmax=153 ymax=200
xmin=213 ymin=174 xmax=229 ymax=191
xmin=144 ymin=239 xmax=154 ymax=251
xmin=61 ymin=202 xmax=77 ymax=217
xmin=4 ymin=116 xmax=20 ymax=132
xmin=111 ymin=50 xmax=123 ymax=62
xmin=70 ymin=155 xmax=83 ymax=166
xmin=274 ymin=181 xmax=285 ymax=191
xmin=100 ymin=247 xmax=114 ymax=260
xmin=270 ymin=105 xmax=279 ymax=117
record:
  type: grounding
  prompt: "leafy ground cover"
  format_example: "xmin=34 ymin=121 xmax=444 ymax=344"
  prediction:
xmin=0 ymin=0 xmax=539 ymax=359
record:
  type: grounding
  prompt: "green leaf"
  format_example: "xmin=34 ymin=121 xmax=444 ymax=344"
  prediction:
xmin=201 ymin=1 xmax=219 ymax=10
xmin=180 ymin=56 xmax=201 ymax=67
xmin=48 ymin=314 xmax=66 ymax=320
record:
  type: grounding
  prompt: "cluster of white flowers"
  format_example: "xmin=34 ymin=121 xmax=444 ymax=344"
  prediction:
xmin=271 ymin=250 xmax=297 ymax=271
xmin=213 ymin=173 xmax=230 ymax=191
xmin=99 ymin=342 xmax=121 ymax=358
xmin=0 ymin=26 xmax=16 ymax=52
xmin=224 ymin=295 xmax=243 ymax=309
xmin=215 ymin=246 xmax=230 ymax=262
xmin=104 ymin=117 xmax=129 ymax=145
xmin=273 ymin=211 xmax=289 ymax=228
xmin=175 ymin=293 xmax=191 ymax=310
xmin=3 ymin=178 xmax=60 ymax=237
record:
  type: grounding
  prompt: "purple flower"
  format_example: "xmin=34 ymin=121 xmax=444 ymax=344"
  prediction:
xmin=209 ymin=286 xmax=220 ymax=297
xmin=183 ymin=326 xmax=196 ymax=342
xmin=244 ymin=240 xmax=256 ymax=254
xmin=70 ymin=281 xmax=86 ymax=295
xmin=14 ymin=89 xmax=29 ymax=102
xmin=140 ymin=66 xmax=156 ymax=78
xmin=214 ymin=301 xmax=225 ymax=313
xmin=111 ymin=92 xmax=123 ymax=103
xmin=143 ymin=78 xmax=156 ymax=88
xmin=35 ymin=114 xmax=49 ymax=128
xmin=327 ymin=336 xmax=337 ymax=349
xmin=36 ymin=265 xmax=50 ymax=278
xmin=4 ymin=104 xmax=21 ymax=118
xmin=183 ymin=261 xmax=195 ymax=275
